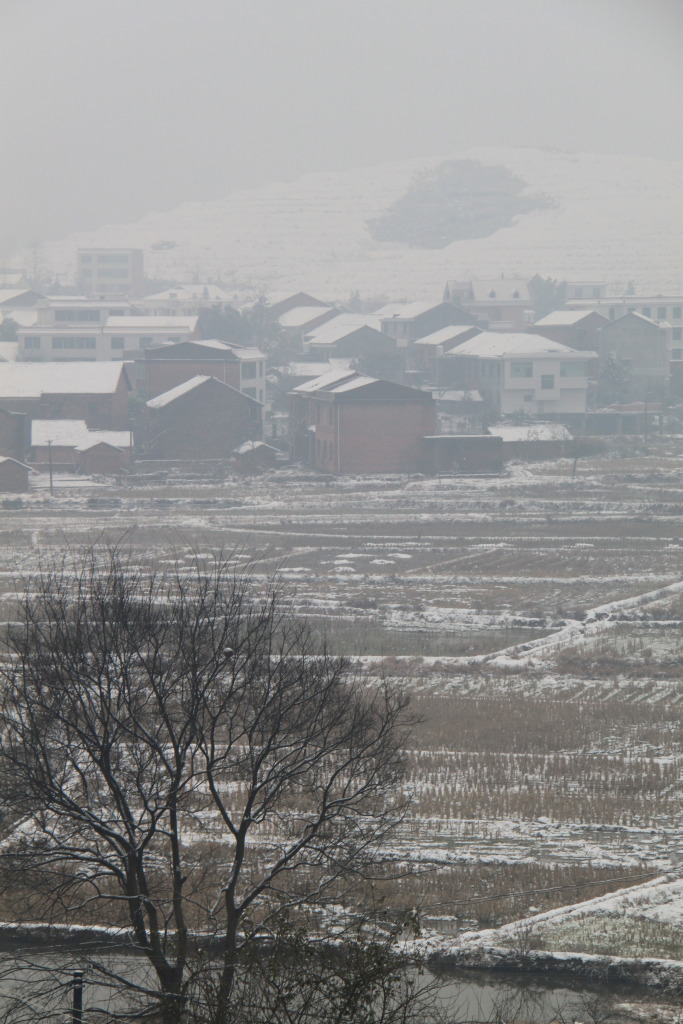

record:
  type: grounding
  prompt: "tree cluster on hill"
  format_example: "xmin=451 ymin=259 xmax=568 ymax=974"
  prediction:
xmin=367 ymin=160 xmax=552 ymax=249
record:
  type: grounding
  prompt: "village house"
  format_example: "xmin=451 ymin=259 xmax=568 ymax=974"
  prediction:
xmin=377 ymin=301 xmax=476 ymax=348
xmin=266 ymin=292 xmax=332 ymax=318
xmin=142 ymin=376 xmax=261 ymax=460
xmin=143 ymin=339 xmax=266 ymax=403
xmin=278 ymin=305 xmax=340 ymax=342
xmin=290 ymin=370 xmax=436 ymax=474
xmin=530 ymin=310 xmax=609 ymax=352
xmin=565 ymin=293 xmax=683 ymax=336
xmin=0 ymin=456 xmax=31 ymax=493
xmin=443 ymin=279 xmax=535 ymax=331
xmin=0 ymin=362 xmax=132 ymax=429
xmin=413 ymin=325 xmax=483 ymax=382
xmin=598 ymin=313 xmax=670 ymax=397
xmin=304 ymin=322 xmax=397 ymax=362
xmin=232 ymin=440 xmax=279 ymax=474
xmin=444 ymin=333 xmax=595 ymax=417
xmin=75 ymin=441 xmax=131 ymax=476
xmin=30 ymin=420 xmax=131 ymax=470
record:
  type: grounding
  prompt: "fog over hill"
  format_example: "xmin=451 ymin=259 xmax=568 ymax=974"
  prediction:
xmin=43 ymin=148 xmax=683 ymax=302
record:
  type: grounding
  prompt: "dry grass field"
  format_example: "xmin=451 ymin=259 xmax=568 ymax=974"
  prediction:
xmin=1 ymin=436 xmax=682 ymax=945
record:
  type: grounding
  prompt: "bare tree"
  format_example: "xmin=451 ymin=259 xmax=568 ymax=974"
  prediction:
xmin=0 ymin=547 xmax=420 ymax=1024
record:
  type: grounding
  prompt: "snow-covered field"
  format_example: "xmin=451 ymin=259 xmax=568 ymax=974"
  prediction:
xmin=38 ymin=148 xmax=683 ymax=300
xmin=1 ymin=438 xmax=682 ymax=972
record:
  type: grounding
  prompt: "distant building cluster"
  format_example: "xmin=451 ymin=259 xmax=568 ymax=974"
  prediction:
xmin=0 ymin=248 xmax=680 ymax=489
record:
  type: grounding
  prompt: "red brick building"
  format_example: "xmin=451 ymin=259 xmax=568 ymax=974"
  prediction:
xmin=142 ymin=375 xmax=261 ymax=460
xmin=291 ymin=371 xmax=436 ymax=474
xmin=144 ymin=340 xmax=266 ymax=403
xmin=76 ymin=441 xmax=131 ymax=476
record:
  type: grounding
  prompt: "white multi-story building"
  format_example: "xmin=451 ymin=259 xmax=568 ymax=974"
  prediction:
xmin=77 ymin=249 xmax=144 ymax=297
xmin=18 ymin=306 xmax=198 ymax=362
xmin=444 ymin=333 xmax=595 ymax=416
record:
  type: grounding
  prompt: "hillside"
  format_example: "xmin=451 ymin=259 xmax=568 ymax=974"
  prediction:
xmin=41 ymin=147 xmax=683 ymax=302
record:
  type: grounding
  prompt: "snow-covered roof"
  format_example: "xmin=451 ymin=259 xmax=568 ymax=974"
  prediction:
xmin=305 ymin=321 xmax=386 ymax=347
xmin=279 ymin=306 xmax=336 ymax=328
xmin=305 ymin=313 xmax=382 ymax=339
xmin=104 ymin=315 xmax=198 ymax=331
xmin=0 ymin=289 xmax=37 ymax=306
xmin=413 ymin=325 xmax=479 ymax=347
xmin=30 ymin=420 xmax=130 ymax=449
xmin=488 ymin=423 xmax=572 ymax=442
xmin=234 ymin=440 xmax=277 ymax=455
xmin=230 ymin=346 xmax=264 ymax=361
xmin=2 ymin=309 xmax=38 ymax=327
xmin=146 ymin=374 xmax=259 ymax=408
xmin=141 ymin=285 xmax=232 ymax=302
xmin=447 ymin=332 xmax=589 ymax=359
xmin=329 ymin=374 xmax=378 ymax=393
xmin=534 ymin=310 xmax=606 ymax=327
xmin=626 ymin=311 xmax=662 ymax=328
xmin=146 ymin=376 xmax=211 ymax=407
xmin=292 ymin=369 xmax=361 ymax=393
xmin=376 ymin=301 xmax=435 ymax=319
xmin=0 ymin=362 xmax=128 ymax=397
xmin=0 ymin=456 xmax=30 ymax=469
xmin=148 ymin=338 xmax=233 ymax=353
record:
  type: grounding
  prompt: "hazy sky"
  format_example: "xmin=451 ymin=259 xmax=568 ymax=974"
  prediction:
xmin=1 ymin=0 xmax=680 ymax=257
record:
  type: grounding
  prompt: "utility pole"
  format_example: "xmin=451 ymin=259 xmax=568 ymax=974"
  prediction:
xmin=71 ymin=970 xmax=84 ymax=1023
xmin=47 ymin=439 xmax=54 ymax=496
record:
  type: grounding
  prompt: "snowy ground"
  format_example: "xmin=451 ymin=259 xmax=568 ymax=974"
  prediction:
xmin=1 ymin=438 xmax=682 ymax=961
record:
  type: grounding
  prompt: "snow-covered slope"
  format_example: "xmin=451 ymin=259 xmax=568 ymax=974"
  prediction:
xmin=42 ymin=148 xmax=683 ymax=301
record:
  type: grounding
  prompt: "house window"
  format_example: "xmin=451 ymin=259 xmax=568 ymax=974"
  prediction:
xmin=24 ymin=336 xmax=41 ymax=349
xmin=510 ymin=361 xmax=533 ymax=378
xmin=641 ymin=307 xmax=651 ymax=318
xmin=110 ymin=337 xmax=124 ymax=349
xmin=540 ymin=374 xmax=555 ymax=390
xmin=592 ymin=287 xmax=601 ymax=298
xmin=139 ymin=336 xmax=153 ymax=347
xmin=560 ymin=361 xmax=588 ymax=377
xmin=55 ymin=309 xmax=99 ymax=322
xmin=609 ymin=307 xmax=616 ymax=319
xmin=657 ymin=307 xmax=667 ymax=319
xmin=673 ymin=307 xmax=682 ymax=319
xmin=523 ymin=393 xmax=534 ymax=402
xmin=671 ymin=349 xmax=682 ymax=361
xmin=51 ymin=336 xmax=96 ymax=349
xmin=672 ymin=328 xmax=682 ymax=342
xmin=241 ymin=362 xmax=257 ymax=379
